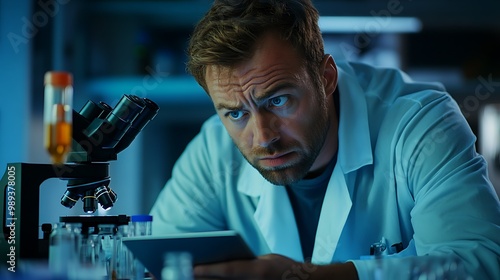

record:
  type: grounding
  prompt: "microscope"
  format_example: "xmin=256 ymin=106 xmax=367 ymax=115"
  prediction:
xmin=0 ymin=94 xmax=159 ymax=265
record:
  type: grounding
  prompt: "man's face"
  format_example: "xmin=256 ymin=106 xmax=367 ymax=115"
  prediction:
xmin=205 ymin=33 xmax=337 ymax=185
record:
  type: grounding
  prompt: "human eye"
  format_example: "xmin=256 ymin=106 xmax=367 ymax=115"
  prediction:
xmin=225 ymin=110 xmax=245 ymax=120
xmin=268 ymin=96 xmax=289 ymax=107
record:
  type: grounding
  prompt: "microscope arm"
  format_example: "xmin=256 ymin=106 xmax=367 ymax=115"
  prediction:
xmin=0 ymin=162 xmax=109 ymax=260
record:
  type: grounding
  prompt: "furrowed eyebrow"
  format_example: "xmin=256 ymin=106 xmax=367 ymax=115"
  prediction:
xmin=253 ymin=83 xmax=295 ymax=105
xmin=216 ymin=102 xmax=241 ymax=111
xmin=215 ymin=83 xmax=295 ymax=111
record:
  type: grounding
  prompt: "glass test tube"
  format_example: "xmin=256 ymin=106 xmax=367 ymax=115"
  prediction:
xmin=43 ymin=71 xmax=73 ymax=164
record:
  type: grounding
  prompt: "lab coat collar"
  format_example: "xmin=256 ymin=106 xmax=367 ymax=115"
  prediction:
xmin=336 ymin=60 xmax=374 ymax=173
xmin=237 ymin=162 xmax=267 ymax=197
xmin=309 ymin=60 xmax=369 ymax=263
xmin=312 ymin=163 xmax=352 ymax=264
xmin=237 ymin=163 xmax=304 ymax=261
xmin=237 ymin=160 xmax=352 ymax=263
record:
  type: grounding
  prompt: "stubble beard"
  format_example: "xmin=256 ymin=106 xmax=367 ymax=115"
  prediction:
xmin=239 ymin=100 xmax=330 ymax=186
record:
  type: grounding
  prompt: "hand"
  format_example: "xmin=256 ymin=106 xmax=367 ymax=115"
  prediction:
xmin=193 ymin=253 xmax=317 ymax=280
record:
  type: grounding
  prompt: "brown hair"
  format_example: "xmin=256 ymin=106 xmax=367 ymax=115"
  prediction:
xmin=186 ymin=0 xmax=325 ymax=92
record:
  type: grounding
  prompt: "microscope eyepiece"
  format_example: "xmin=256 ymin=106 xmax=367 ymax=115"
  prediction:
xmin=88 ymin=94 xmax=147 ymax=149
xmin=107 ymin=95 xmax=145 ymax=126
xmin=132 ymin=98 xmax=159 ymax=128
xmin=97 ymin=102 xmax=113 ymax=118
xmin=79 ymin=100 xmax=113 ymax=121
xmin=113 ymin=97 xmax=160 ymax=153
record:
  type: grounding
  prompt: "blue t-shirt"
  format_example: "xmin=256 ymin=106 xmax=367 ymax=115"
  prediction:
xmin=286 ymin=155 xmax=337 ymax=260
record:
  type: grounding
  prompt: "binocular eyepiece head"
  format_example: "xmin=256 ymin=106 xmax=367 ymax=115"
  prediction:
xmin=77 ymin=94 xmax=159 ymax=155
xmin=61 ymin=94 xmax=158 ymax=213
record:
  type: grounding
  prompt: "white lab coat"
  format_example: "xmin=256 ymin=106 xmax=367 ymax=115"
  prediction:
xmin=150 ymin=60 xmax=500 ymax=279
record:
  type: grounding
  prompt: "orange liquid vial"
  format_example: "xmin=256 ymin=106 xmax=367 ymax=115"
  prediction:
xmin=45 ymin=121 xmax=72 ymax=164
xmin=43 ymin=72 xmax=73 ymax=164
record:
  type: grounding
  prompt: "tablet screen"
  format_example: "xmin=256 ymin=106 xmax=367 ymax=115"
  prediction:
xmin=122 ymin=230 xmax=255 ymax=278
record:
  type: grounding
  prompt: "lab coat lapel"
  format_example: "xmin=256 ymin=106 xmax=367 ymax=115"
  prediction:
xmin=336 ymin=60 xmax=373 ymax=173
xmin=237 ymin=163 xmax=303 ymax=262
xmin=312 ymin=164 xmax=352 ymax=264
xmin=254 ymin=184 xmax=303 ymax=262
xmin=311 ymin=60 xmax=372 ymax=263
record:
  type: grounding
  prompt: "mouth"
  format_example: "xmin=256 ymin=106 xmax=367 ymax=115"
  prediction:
xmin=258 ymin=152 xmax=296 ymax=168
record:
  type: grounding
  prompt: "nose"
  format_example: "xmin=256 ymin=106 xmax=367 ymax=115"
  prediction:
xmin=252 ymin=112 xmax=280 ymax=147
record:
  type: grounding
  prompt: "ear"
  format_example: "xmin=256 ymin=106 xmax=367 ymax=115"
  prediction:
xmin=321 ymin=54 xmax=338 ymax=98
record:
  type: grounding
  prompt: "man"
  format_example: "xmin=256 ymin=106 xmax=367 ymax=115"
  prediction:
xmin=150 ymin=0 xmax=500 ymax=279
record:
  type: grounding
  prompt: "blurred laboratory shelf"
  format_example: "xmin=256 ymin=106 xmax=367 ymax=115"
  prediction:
xmin=82 ymin=75 xmax=209 ymax=104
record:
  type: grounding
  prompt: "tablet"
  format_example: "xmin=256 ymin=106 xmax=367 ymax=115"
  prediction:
xmin=122 ymin=230 xmax=255 ymax=279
